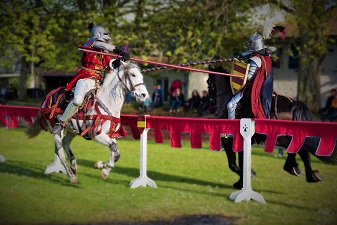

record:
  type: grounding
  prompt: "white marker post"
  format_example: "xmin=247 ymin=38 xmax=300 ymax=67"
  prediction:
xmin=129 ymin=115 xmax=157 ymax=188
xmin=230 ymin=118 xmax=266 ymax=204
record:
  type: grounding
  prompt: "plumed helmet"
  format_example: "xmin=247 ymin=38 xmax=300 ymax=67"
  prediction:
xmin=244 ymin=33 xmax=264 ymax=52
xmin=91 ymin=25 xmax=111 ymax=42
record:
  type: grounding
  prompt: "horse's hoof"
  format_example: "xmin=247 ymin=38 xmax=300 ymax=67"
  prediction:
xmin=307 ymin=170 xmax=323 ymax=183
xmin=233 ymin=179 xmax=243 ymax=190
xmin=70 ymin=177 xmax=79 ymax=184
xmin=292 ymin=166 xmax=301 ymax=176
xmin=251 ymin=169 xmax=256 ymax=178
xmin=94 ymin=161 xmax=104 ymax=169
xmin=101 ymin=170 xmax=109 ymax=180
xmin=284 ymin=165 xmax=301 ymax=176
xmin=114 ymin=151 xmax=121 ymax=163
xmin=70 ymin=160 xmax=77 ymax=174
xmin=71 ymin=165 xmax=77 ymax=175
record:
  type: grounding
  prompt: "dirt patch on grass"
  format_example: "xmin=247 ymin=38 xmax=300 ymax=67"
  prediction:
xmin=82 ymin=214 xmax=236 ymax=225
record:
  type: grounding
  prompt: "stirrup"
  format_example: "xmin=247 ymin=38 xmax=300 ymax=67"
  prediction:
xmin=52 ymin=122 xmax=66 ymax=135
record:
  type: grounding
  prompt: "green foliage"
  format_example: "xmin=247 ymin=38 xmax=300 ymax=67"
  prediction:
xmin=0 ymin=0 xmax=260 ymax=73
xmin=1 ymin=0 xmax=336 ymax=108
xmin=0 ymin=128 xmax=337 ymax=225
xmin=272 ymin=0 xmax=337 ymax=111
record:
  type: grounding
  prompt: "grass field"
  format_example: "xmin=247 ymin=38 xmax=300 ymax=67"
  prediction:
xmin=0 ymin=127 xmax=337 ymax=225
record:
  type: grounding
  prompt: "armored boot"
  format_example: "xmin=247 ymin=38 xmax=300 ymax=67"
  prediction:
xmin=52 ymin=100 xmax=78 ymax=135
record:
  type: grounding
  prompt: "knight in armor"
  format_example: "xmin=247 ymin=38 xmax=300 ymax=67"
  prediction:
xmin=53 ymin=23 xmax=130 ymax=134
xmin=227 ymin=32 xmax=274 ymax=119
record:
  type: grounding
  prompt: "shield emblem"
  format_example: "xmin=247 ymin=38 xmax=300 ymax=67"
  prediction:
xmin=230 ymin=59 xmax=250 ymax=95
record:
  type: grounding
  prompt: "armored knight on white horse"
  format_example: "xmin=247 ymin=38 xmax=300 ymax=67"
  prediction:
xmin=53 ymin=23 xmax=131 ymax=135
xmin=26 ymin=23 xmax=148 ymax=183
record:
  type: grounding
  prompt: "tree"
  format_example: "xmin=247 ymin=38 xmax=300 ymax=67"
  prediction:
xmin=0 ymin=0 xmax=65 ymax=99
xmin=0 ymin=0 xmax=272 ymax=97
xmin=270 ymin=0 xmax=337 ymax=112
xmin=139 ymin=0 xmax=256 ymax=64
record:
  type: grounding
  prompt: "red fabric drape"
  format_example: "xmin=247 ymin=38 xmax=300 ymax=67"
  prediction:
xmin=0 ymin=105 xmax=39 ymax=128
xmin=0 ymin=105 xmax=336 ymax=156
xmin=145 ymin=116 xmax=243 ymax=151
xmin=255 ymin=119 xmax=337 ymax=156
xmin=0 ymin=105 xmax=141 ymax=138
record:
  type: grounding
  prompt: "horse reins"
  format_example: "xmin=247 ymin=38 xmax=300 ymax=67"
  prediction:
xmin=116 ymin=66 xmax=145 ymax=93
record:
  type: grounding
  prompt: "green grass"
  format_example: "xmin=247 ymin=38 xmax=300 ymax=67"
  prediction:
xmin=0 ymin=127 xmax=336 ymax=225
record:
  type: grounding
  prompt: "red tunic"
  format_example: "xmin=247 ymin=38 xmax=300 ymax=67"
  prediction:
xmin=244 ymin=54 xmax=272 ymax=118
xmin=65 ymin=45 xmax=111 ymax=91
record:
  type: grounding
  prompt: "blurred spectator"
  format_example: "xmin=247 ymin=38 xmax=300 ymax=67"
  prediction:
xmin=321 ymin=88 xmax=337 ymax=122
xmin=329 ymin=96 xmax=337 ymax=121
xmin=196 ymin=90 xmax=210 ymax=116
xmin=1 ymin=84 xmax=7 ymax=101
xmin=168 ymin=79 xmax=182 ymax=96
xmin=6 ymin=84 xmax=18 ymax=100
xmin=152 ymin=84 xmax=163 ymax=108
xmin=274 ymin=146 xmax=284 ymax=158
xmin=169 ymin=88 xmax=185 ymax=113
xmin=184 ymin=89 xmax=201 ymax=112
xmin=124 ymin=92 xmax=133 ymax=105
xmin=139 ymin=95 xmax=152 ymax=112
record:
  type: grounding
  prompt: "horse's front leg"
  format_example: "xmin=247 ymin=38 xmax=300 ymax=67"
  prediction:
xmin=93 ymin=134 xmax=120 ymax=180
xmin=62 ymin=132 xmax=77 ymax=174
xmin=297 ymin=147 xmax=323 ymax=182
xmin=277 ymin=136 xmax=301 ymax=176
xmin=283 ymin=153 xmax=301 ymax=176
xmin=221 ymin=136 xmax=243 ymax=189
xmin=52 ymin=131 xmax=78 ymax=184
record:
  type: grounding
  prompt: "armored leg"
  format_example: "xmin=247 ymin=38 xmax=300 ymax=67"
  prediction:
xmin=227 ymin=91 xmax=243 ymax=119
xmin=53 ymin=79 xmax=95 ymax=135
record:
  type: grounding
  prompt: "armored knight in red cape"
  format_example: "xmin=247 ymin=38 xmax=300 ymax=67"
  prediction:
xmin=227 ymin=24 xmax=285 ymax=119
xmin=52 ymin=23 xmax=130 ymax=135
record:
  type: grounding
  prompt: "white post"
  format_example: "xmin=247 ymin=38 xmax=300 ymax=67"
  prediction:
xmin=230 ymin=118 xmax=266 ymax=204
xmin=45 ymin=153 xmax=66 ymax=174
xmin=129 ymin=116 xmax=157 ymax=188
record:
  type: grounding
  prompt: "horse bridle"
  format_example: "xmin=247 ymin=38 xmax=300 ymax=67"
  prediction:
xmin=117 ymin=66 xmax=145 ymax=93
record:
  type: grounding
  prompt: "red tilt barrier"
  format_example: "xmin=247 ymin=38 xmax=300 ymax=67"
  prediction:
xmin=144 ymin=116 xmax=243 ymax=151
xmin=0 ymin=105 xmax=141 ymax=139
xmin=0 ymin=105 xmax=40 ymax=128
xmin=0 ymin=105 xmax=336 ymax=156
xmin=255 ymin=119 xmax=337 ymax=156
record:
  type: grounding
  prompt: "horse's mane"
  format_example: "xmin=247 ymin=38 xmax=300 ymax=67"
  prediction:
xmin=123 ymin=61 xmax=140 ymax=70
xmin=208 ymin=65 xmax=233 ymax=118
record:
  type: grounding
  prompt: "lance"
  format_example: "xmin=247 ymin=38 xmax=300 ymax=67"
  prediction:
xmin=141 ymin=58 xmax=234 ymax=73
xmin=78 ymin=47 xmax=240 ymax=77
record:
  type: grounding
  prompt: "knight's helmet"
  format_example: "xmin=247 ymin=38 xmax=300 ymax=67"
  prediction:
xmin=244 ymin=32 xmax=265 ymax=52
xmin=91 ymin=25 xmax=111 ymax=43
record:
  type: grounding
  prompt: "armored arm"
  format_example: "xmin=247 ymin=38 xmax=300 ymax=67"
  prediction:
xmin=93 ymin=41 xmax=116 ymax=52
xmin=247 ymin=56 xmax=261 ymax=81
xmin=93 ymin=42 xmax=130 ymax=61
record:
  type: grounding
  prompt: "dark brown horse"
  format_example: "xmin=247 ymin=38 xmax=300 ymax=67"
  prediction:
xmin=208 ymin=65 xmax=337 ymax=189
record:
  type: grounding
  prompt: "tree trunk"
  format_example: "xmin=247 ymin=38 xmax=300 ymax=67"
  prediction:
xmin=19 ymin=57 xmax=29 ymax=100
xmin=297 ymin=57 xmax=322 ymax=114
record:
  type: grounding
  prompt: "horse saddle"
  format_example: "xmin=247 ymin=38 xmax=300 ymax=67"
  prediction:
xmin=45 ymin=87 xmax=95 ymax=118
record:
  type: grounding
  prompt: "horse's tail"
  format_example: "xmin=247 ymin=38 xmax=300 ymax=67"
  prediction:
xmin=25 ymin=112 xmax=48 ymax=139
xmin=292 ymin=100 xmax=337 ymax=165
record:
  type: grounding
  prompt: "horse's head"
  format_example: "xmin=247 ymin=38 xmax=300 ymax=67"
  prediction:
xmin=109 ymin=60 xmax=148 ymax=102
xmin=207 ymin=64 xmax=233 ymax=118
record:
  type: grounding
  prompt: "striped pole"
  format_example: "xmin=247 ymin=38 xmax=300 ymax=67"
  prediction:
xmin=141 ymin=58 xmax=233 ymax=73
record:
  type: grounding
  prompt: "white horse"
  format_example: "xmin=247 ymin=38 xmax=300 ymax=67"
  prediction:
xmin=26 ymin=60 xmax=148 ymax=183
